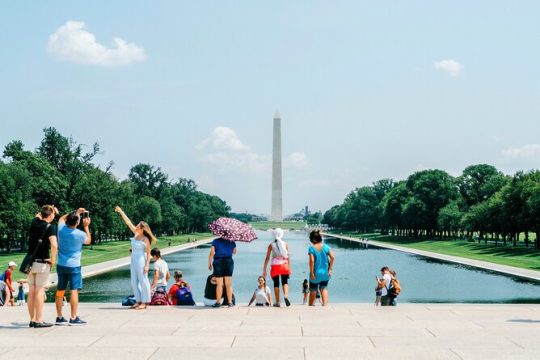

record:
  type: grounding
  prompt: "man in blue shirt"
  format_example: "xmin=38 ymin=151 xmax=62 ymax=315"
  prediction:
xmin=55 ymin=208 xmax=91 ymax=326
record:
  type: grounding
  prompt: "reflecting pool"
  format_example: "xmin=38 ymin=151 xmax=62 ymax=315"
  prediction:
xmin=77 ymin=230 xmax=540 ymax=304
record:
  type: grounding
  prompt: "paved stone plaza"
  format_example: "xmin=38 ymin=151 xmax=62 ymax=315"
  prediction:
xmin=1 ymin=303 xmax=539 ymax=359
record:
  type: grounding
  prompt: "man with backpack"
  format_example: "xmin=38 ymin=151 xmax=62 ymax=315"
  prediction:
xmin=168 ymin=271 xmax=195 ymax=305
xmin=379 ymin=266 xmax=394 ymax=306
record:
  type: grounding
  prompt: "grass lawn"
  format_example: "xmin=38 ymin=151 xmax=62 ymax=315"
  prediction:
xmin=330 ymin=231 xmax=540 ymax=271
xmin=250 ymin=221 xmax=307 ymax=231
xmin=0 ymin=233 xmax=212 ymax=282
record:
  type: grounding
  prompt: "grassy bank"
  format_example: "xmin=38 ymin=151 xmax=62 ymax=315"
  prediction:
xmin=0 ymin=233 xmax=212 ymax=282
xmin=250 ymin=221 xmax=307 ymax=231
xmin=329 ymin=232 xmax=540 ymax=271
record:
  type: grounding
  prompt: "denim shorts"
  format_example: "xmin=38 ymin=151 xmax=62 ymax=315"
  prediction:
xmin=309 ymin=280 xmax=329 ymax=291
xmin=57 ymin=265 xmax=82 ymax=291
xmin=213 ymin=257 xmax=234 ymax=277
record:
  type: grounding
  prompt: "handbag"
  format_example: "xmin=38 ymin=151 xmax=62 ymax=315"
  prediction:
xmin=19 ymin=224 xmax=50 ymax=275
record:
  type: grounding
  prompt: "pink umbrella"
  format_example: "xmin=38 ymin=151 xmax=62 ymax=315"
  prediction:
xmin=208 ymin=217 xmax=257 ymax=242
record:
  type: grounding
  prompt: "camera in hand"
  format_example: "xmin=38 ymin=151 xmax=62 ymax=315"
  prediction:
xmin=81 ymin=211 xmax=90 ymax=219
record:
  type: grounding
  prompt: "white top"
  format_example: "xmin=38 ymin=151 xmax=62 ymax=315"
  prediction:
xmin=381 ymin=273 xmax=392 ymax=296
xmin=153 ymin=259 xmax=169 ymax=287
xmin=254 ymin=286 xmax=272 ymax=304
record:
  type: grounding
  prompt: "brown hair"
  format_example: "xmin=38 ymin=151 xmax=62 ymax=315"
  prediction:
xmin=309 ymin=229 xmax=323 ymax=244
xmin=139 ymin=221 xmax=157 ymax=244
xmin=40 ymin=205 xmax=55 ymax=219
xmin=174 ymin=271 xmax=183 ymax=280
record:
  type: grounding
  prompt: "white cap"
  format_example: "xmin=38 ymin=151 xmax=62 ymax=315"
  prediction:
xmin=8 ymin=261 xmax=17 ymax=267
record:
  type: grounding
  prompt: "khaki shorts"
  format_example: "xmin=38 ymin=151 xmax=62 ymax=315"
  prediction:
xmin=27 ymin=262 xmax=50 ymax=288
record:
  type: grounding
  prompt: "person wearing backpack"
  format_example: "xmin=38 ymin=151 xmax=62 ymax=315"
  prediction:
xmin=389 ymin=269 xmax=401 ymax=306
xmin=379 ymin=266 xmax=394 ymax=306
xmin=168 ymin=271 xmax=194 ymax=305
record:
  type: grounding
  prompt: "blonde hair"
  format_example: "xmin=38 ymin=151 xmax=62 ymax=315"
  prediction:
xmin=139 ymin=221 xmax=157 ymax=244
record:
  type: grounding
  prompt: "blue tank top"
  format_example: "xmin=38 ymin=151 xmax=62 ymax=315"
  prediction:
xmin=131 ymin=237 xmax=147 ymax=256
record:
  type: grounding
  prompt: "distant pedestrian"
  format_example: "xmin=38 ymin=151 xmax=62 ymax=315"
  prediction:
xmin=262 ymin=228 xmax=291 ymax=307
xmin=115 ymin=206 xmax=156 ymax=310
xmin=248 ymin=276 xmax=272 ymax=306
xmin=308 ymin=230 xmax=335 ymax=306
xmin=26 ymin=205 xmax=59 ymax=328
xmin=1 ymin=261 xmax=17 ymax=306
xmin=302 ymin=279 xmax=309 ymax=305
xmin=150 ymin=248 xmax=170 ymax=293
xmin=55 ymin=208 xmax=92 ymax=326
xmin=208 ymin=237 xmax=236 ymax=307
xmin=16 ymin=280 xmax=26 ymax=305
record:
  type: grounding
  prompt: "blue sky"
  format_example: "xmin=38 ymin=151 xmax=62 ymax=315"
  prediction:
xmin=1 ymin=1 xmax=539 ymax=215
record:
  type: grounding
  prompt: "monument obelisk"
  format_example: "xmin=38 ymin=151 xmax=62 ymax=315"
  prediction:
xmin=271 ymin=110 xmax=283 ymax=221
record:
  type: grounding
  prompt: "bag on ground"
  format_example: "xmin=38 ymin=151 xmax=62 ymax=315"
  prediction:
xmin=121 ymin=295 xmax=136 ymax=306
xmin=176 ymin=286 xmax=195 ymax=306
xmin=150 ymin=287 xmax=170 ymax=306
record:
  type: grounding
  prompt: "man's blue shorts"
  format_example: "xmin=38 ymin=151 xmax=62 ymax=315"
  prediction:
xmin=57 ymin=265 xmax=82 ymax=291
xmin=309 ymin=280 xmax=329 ymax=291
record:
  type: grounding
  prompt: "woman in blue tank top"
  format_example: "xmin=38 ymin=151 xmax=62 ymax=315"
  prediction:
xmin=308 ymin=230 xmax=335 ymax=306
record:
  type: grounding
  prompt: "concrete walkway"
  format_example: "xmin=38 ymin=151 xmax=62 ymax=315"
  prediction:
xmin=324 ymin=233 xmax=540 ymax=282
xmin=1 ymin=303 xmax=539 ymax=359
xmin=46 ymin=238 xmax=213 ymax=288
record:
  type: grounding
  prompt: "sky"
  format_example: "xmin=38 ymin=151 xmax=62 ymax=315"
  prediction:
xmin=1 ymin=1 xmax=539 ymax=216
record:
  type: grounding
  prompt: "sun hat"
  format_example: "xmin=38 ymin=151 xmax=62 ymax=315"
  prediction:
xmin=8 ymin=261 xmax=17 ymax=267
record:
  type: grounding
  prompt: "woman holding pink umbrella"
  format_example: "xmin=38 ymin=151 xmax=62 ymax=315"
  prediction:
xmin=207 ymin=217 xmax=257 ymax=308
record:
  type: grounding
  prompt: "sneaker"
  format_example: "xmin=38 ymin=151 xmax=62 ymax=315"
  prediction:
xmin=284 ymin=298 xmax=291 ymax=307
xmin=228 ymin=303 xmax=235 ymax=308
xmin=69 ymin=317 xmax=87 ymax=326
xmin=55 ymin=317 xmax=69 ymax=326
xmin=273 ymin=303 xmax=281 ymax=307
xmin=33 ymin=322 xmax=53 ymax=328
xmin=211 ymin=303 xmax=221 ymax=308
xmin=29 ymin=321 xmax=35 ymax=328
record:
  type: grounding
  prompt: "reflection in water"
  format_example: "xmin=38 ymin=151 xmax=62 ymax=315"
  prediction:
xmin=77 ymin=231 xmax=540 ymax=304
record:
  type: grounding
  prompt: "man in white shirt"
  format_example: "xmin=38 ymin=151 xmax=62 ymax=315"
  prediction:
xmin=379 ymin=266 xmax=394 ymax=306
xmin=150 ymin=248 xmax=170 ymax=292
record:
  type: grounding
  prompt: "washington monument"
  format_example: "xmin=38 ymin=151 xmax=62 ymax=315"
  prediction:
xmin=271 ymin=110 xmax=283 ymax=221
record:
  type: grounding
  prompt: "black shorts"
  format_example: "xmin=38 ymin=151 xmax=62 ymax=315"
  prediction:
xmin=213 ymin=257 xmax=234 ymax=277
xmin=309 ymin=280 xmax=329 ymax=291
xmin=272 ymin=274 xmax=289 ymax=288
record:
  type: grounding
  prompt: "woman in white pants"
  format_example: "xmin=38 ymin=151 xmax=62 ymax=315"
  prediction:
xmin=115 ymin=206 xmax=156 ymax=310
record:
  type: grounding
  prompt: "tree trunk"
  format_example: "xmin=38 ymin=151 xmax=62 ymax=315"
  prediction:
xmin=525 ymin=232 xmax=529 ymax=247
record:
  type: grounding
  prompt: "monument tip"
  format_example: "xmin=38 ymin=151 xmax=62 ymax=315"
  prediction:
xmin=273 ymin=110 xmax=281 ymax=119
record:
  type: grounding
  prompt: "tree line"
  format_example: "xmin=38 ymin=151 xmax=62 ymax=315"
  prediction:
xmin=323 ymin=165 xmax=540 ymax=249
xmin=0 ymin=128 xmax=230 ymax=252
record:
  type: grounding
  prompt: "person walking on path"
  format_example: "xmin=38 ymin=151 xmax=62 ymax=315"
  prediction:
xmin=27 ymin=205 xmax=58 ymax=328
xmin=150 ymin=248 xmax=170 ymax=293
xmin=55 ymin=208 xmax=91 ymax=326
xmin=208 ymin=237 xmax=236 ymax=307
xmin=378 ymin=266 xmax=394 ymax=306
xmin=115 ymin=206 xmax=156 ymax=310
xmin=262 ymin=228 xmax=291 ymax=307
xmin=248 ymin=276 xmax=273 ymax=307
xmin=1 ymin=261 xmax=17 ymax=306
xmin=308 ymin=230 xmax=335 ymax=306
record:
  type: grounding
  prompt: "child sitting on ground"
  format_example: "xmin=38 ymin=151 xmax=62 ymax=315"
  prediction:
xmin=248 ymin=276 xmax=272 ymax=307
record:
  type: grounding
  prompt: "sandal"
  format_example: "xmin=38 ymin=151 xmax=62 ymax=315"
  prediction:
xmin=135 ymin=304 xmax=147 ymax=310
xmin=130 ymin=303 xmax=141 ymax=309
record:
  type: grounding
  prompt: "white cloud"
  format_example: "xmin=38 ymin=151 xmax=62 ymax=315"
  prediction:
xmin=433 ymin=59 xmax=463 ymax=77
xmin=197 ymin=127 xmax=308 ymax=175
xmin=502 ymin=144 xmax=540 ymax=160
xmin=47 ymin=21 xmax=146 ymax=66
xmin=196 ymin=127 xmax=249 ymax=152
xmin=284 ymin=152 xmax=308 ymax=169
